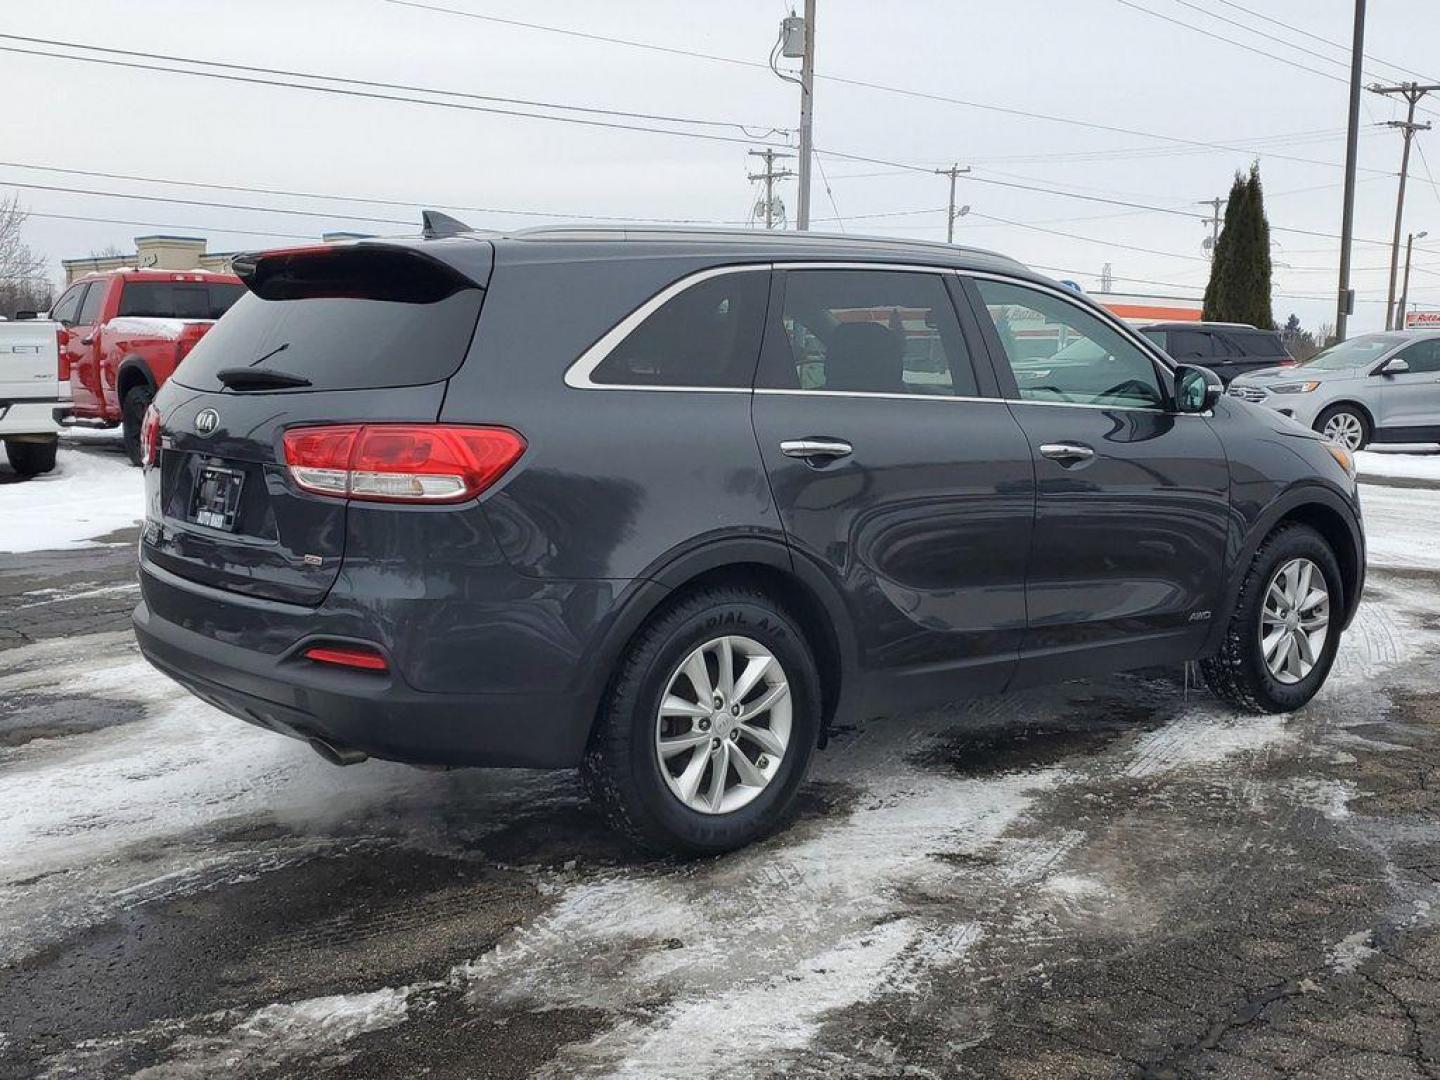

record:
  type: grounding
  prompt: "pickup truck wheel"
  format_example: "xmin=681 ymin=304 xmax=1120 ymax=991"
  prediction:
xmin=1201 ymin=523 xmax=1344 ymax=714
xmin=5 ymin=438 xmax=58 ymax=477
xmin=581 ymin=586 xmax=821 ymax=856
xmin=122 ymin=385 xmax=154 ymax=467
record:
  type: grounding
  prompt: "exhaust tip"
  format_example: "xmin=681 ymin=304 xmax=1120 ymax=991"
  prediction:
xmin=308 ymin=736 xmax=368 ymax=767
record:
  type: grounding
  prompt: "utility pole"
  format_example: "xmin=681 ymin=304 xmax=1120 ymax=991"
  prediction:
xmin=1336 ymin=0 xmax=1366 ymax=341
xmin=796 ymin=0 xmax=816 ymax=231
xmin=747 ymin=149 xmax=794 ymax=229
xmin=933 ymin=164 xmax=972 ymax=243
xmin=1372 ymin=82 xmax=1440 ymax=330
xmin=1198 ymin=196 xmax=1222 ymax=257
xmin=1400 ymin=229 xmax=1428 ymax=329
xmin=771 ymin=4 xmax=815 ymax=230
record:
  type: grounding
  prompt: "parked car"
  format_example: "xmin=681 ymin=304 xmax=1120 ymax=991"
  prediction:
xmin=1228 ymin=329 xmax=1440 ymax=450
xmin=1139 ymin=321 xmax=1293 ymax=384
xmin=133 ymin=226 xmax=1365 ymax=855
xmin=0 ymin=314 xmax=68 ymax=477
xmin=49 ymin=269 xmax=245 ymax=463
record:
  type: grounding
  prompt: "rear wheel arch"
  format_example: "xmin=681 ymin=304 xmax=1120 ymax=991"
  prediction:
xmin=581 ymin=538 xmax=855 ymax=749
xmin=116 ymin=357 xmax=156 ymax=401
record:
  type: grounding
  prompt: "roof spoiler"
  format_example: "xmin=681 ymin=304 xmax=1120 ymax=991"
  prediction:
xmin=422 ymin=210 xmax=474 ymax=239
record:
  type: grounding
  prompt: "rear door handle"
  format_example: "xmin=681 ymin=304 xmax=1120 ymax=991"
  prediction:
xmin=780 ymin=438 xmax=853 ymax=462
xmin=1038 ymin=442 xmax=1095 ymax=463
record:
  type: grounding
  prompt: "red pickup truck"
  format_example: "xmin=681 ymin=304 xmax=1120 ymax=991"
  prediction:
xmin=52 ymin=269 xmax=245 ymax=463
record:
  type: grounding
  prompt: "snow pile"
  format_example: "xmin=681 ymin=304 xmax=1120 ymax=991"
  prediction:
xmin=0 ymin=445 xmax=142 ymax=552
xmin=1356 ymin=446 xmax=1440 ymax=483
xmin=107 ymin=317 xmax=214 ymax=340
xmin=1327 ymin=928 xmax=1377 ymax=974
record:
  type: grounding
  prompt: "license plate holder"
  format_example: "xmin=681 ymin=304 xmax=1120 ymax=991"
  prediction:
xmin=190 ymin=465 xmax=245 ymax=531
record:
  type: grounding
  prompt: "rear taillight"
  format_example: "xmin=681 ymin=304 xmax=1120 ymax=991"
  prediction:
xmin=281 ymin=424 xmax=526 ymax=503
xmin=140 ymin=404 xmax=161 ymax=469
xmin=56 ymin=328 xmax=70 ymax=381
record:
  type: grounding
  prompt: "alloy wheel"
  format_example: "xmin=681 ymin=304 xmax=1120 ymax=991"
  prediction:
xmin=1322 ymin=411 xmax=1364 ymax=450
xmin=1259 ymin=557 xmax=1330 ymax=685
xmin=654 ymin=635 xmax=791 ymax=814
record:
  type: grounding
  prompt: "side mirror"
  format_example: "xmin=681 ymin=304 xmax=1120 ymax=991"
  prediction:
xmin=1174 ymin=363 xmax=1223 ymax=413
xmin=1378 ymin=356 xmax=1410 ymax=375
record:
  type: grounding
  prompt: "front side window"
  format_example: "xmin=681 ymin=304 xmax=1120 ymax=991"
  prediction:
xmin=974 ymin=279 xmax=1165 ymax=408
xmin=590 ymin=271 xmax=768 ymax=388
xmin=1396 ymin=337 xmax=1440 ymax=373
xmin=762 ymin=269 xmax=978 ymax=397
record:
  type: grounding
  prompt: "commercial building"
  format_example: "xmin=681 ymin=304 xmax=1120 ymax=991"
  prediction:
xmin=61 ymin=235 xmax=238 ymax=285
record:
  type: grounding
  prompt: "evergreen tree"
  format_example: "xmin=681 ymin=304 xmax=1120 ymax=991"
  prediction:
xmin=1202 ymin=164 xmax=1274 ymax=329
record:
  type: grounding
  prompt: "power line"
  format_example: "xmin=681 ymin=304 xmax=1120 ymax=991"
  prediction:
xmin=1210 ymin=0 xmax=1440 ymax=87
xmin=0 ymin=39 xmax=789 ymax=149
xmin=968 ymin=210 xmax=1210 ymax=262
xmin=1111 ymin=0 xmax=1349 ymax=86
xmin=0 ymin=159 xmax=750 ymax=226
xmin=21 ymin=209 xmax=316 ymax=242
xmin=385 ymin=0 xmax=1389 ymax=175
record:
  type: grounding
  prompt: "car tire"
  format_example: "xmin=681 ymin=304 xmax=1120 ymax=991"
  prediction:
xmin=4 ymin=438 xmax=58 ymax=477
xmin=1314 ymin=404 xmax=1369 ymax=451
xmin=1201 ymin=523 xmax=1344 ymax=714
xmin=121 ymin=384 xmax=154 ymax=467
xmin=581 ymin=585 xmax=822 ymax=857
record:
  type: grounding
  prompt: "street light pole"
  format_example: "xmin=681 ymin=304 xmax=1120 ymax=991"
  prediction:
xmin=1335 ymin=0 xmax=1366 ymax=341
xmin=934 ymin=164 xmax=972 ymax=243
xmin=1400 ymin=229 xmax=1428 ymax=329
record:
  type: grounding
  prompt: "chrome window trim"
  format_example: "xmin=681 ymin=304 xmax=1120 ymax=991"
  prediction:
xmin=755 ymin=388 xmax=1006 ymax=404
xmin=563 ymin=263 xmax=772 ymax=391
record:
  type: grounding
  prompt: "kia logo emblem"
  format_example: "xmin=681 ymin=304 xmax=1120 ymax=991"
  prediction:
xmin=195 ymin=408 xmax=220 ymax=436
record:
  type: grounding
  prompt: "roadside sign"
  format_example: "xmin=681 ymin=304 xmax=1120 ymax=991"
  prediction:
xmin=1405 ymin=310 xmax=1440 ymax=328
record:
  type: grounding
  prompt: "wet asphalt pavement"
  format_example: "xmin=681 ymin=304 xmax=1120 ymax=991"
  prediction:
xmin=1 ymin=447 xmax=1439 ymax=1079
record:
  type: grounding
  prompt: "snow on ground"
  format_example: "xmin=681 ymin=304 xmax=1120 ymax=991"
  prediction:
xmin=1357 ymin=481 xmax=1440 ymax=571
xmin=0 ymin=443 xmax=142 ymax=553
xmin=1356 ymin=444 xmax=1440 ymax=482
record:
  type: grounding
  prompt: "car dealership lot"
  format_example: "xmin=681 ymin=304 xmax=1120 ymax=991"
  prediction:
xmin=2 ymin=443 xmax=1439 ymax=1079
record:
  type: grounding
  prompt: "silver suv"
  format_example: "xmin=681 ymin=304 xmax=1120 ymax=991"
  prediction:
xmin=1228 ymin=330 xmax=1440 ymax=450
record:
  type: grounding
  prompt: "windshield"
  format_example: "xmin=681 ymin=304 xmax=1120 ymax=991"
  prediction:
xmin=1302 ymin=333 xmax=1404 ymax=370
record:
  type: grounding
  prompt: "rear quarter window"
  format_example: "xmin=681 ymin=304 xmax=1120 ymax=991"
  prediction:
xmin=588 ymin=270 xmax=768 ymax=388
xmin=1227 ymin=329 xmax=1286 ymax=357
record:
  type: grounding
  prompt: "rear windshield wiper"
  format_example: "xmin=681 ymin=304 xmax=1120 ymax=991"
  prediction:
xmin=215 ymin=367 xmax=312 ymax=390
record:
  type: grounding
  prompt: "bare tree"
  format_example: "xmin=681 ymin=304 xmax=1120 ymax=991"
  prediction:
xmin=0 ymin=196 xmax=54 ymax=317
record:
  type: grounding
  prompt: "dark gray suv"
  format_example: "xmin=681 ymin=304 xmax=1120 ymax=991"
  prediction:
xmin=133 ymin=225 xmax=1366 ymax=855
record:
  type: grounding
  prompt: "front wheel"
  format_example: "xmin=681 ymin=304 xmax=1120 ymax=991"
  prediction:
xmin=4 ymin=438 xmax=58 ymax=477
xmin=1201 ymin=523 xmax=1344 ymax=714
xmin=1315 ymin=404 xmax=1369 ymax=451
xmin=582 ymin=586 xmax=821 ymax=856
xmin=121 ymin=384 xmax=154 ymax=467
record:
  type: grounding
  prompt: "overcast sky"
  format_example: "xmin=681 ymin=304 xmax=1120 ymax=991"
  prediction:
xmin=10 ymin=0 xmax=1440 ymax=333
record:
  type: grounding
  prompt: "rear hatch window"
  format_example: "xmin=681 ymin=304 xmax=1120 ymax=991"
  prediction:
xmin=174 ymin=247 xmax=485 ymax=392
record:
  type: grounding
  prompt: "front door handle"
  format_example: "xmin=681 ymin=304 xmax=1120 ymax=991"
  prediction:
xmin=1038 ymin=442 xmax=1095 ymax=463
xmin=780 ymin=438 xmax=853 ymax=462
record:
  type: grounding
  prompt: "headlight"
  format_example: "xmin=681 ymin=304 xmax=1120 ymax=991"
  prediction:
xmin=1325 ymin=443 xmax=1357 ymax=479
xmin=1268 ymin=381 xmax=1321 ymax=394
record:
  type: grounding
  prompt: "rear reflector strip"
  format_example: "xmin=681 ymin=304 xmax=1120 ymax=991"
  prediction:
xmin=281 ymin=424 xmax=526 ymax=504
xmin=302 ymin=644 xmax=388 ymax=671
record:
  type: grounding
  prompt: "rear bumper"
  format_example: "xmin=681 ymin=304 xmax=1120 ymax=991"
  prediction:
xmin=0 ymin=399 xmax=65 ymax=438
xmin=132 ymin=559 xmax=619 ymax=769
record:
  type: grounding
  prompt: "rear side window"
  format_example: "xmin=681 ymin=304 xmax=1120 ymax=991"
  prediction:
xmin=119 ymin=281 xmax=245 ymax=320
xmin=590 ymin=271 xmax=768 ymax=388
xmin=77 ymin=282 xmax=106 ymax=325
xmin=1166 ymin=329 xmax=1214 ymax=359
xmin=1226 ymin=329 xmax=1285 ymax=357
xmin=761 ymin=269 xmax=978 ymax=397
